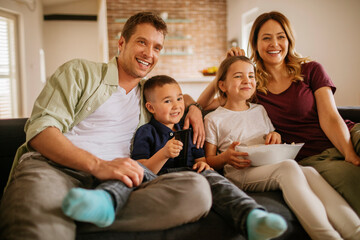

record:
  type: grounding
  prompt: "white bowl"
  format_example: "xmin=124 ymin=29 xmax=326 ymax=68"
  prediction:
xmin=235 ymin=143 xmax=304 ymax=166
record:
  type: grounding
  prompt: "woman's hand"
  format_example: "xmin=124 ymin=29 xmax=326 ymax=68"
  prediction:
xmin=193 ymin=161 xmax=213 ymax=173
xmin=345 ymin=153 xmax=360 ymax=166
xmin=265 ymin=131 xmax=281 ymax=144
xmin=226 ymin=47 xmax=246 ymax=58
xmin=222 ymin=142 xmax=251 ymax=169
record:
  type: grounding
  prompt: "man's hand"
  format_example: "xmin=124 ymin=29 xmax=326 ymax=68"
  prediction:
xmin=183 ymin=105 xmax=205 ymax=148
xmin=265 ymin=132 xmax=281 ymax=145
xmin=92 ymin=158 xmax=144 ymax=188
xmin=226 ymin=47 xmax=246 ymax=58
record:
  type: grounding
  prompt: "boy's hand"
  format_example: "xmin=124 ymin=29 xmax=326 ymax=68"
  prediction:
xmin=223 ymin=142 xmax=251 ymax=169
xmin=192 ymin=161 xmax=213 ymax=173
xmin=265 ymin=132 xmax=281 ymax=145
xmin=163 ymin=138 xmax=183 ymax=159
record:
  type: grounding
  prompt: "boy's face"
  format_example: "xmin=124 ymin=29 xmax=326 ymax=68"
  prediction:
xmin=118 ymin=23 xmax=164 ymax=79
xmin=145 ymin=83 xmax=185 ymax=129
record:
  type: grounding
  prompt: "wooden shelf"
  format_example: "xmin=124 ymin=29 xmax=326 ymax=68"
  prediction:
xmin=115 ymin=18 xmax=192 ymax=23
xmin=161 ymin=52 xmax=193 ymax=56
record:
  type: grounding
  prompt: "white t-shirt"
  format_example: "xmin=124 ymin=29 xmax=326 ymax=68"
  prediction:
xmin=204 ymin=103 xmax=275 ymax=153
xmin=64 ymin=85 xmax=140 ymax=160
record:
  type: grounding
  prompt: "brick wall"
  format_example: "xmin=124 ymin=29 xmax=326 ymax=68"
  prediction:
xmin=106 ymin=0 xmax=227 ymax=79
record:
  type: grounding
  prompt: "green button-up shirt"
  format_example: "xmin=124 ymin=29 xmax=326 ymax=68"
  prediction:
xmin=10 ymin=57 xmax=150 ymax=183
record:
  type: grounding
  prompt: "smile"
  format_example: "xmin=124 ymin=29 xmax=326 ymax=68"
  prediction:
xmin=170 ymin=112 xmax=180 ymax=117
xmin=267 ymin=50 xmax=281 ymax=54
xmin=137 ymin=58 xmax=150 ymax=66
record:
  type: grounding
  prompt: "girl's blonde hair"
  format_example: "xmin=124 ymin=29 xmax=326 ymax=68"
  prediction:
xmin=215 ymin=56 xmax=256 ymax=103
xmin=248 ymin=11 xmax=310 ymax=93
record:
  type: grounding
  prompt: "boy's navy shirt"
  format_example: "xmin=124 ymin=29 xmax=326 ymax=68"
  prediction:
xmin=131 ymin=117 xmax=205 ymax=171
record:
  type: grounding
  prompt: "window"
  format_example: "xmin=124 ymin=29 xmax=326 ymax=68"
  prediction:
xmin=0 ymin=10 xmax=21 ymax=118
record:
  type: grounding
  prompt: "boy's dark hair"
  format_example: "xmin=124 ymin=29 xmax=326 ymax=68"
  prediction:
xmin=143 ymin=75 xmax=178 ymax=102
xmin=122 ymin=12 xmax=168 ymax=42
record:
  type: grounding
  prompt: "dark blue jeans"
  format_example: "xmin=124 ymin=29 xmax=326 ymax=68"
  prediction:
xmin=97 ymin=165 xmax=263 ymax=233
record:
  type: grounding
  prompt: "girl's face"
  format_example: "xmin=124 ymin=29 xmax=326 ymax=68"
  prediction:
xmin=256 ymin=19 xmax=289 ymax=67
xmin=219 ymin=60 xmax=256 ymax=102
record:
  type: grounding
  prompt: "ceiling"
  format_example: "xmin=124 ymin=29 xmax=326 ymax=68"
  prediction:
xmin=42 ymin=0 xmax=82 ymax=7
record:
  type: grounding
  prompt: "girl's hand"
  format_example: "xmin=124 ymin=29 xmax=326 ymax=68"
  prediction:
xmin=222 ymin=142 xmax=251 ymax=169
xmin=265 ymin=132 xmax=281 ymax=145
xmin=192 ymin=161 xmax=213 ymax=173
xmin=226 ymin=47 xmax=246 ymax=58
xmin=163 ymin=138 xmax=183 ymax=159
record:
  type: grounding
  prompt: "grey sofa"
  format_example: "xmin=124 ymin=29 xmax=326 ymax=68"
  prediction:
xmin=1 ymin=106 xmax=359 ymax=239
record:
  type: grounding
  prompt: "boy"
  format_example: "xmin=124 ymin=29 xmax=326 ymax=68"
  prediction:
xmin=63 ymin=75 xmax=288 ymax=240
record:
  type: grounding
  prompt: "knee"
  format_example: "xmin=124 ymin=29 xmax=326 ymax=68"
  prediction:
xmin=276 ymin=160 xmax=305 ymax=181
xmin=165 ymin=172 xmax=212 ymax=221
xmin=181 ymin=172 xmax=212 ymax=216
xmin=301 ymin=166 xmax=319 ymax=177
xmin=278 ymin=160 xmax=302 ymax=173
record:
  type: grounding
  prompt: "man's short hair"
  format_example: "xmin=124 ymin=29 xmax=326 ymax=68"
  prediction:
xmin=143 ymin=75 xmax=178 ymax=102
xmin=122 ymin=12 xmax=168 ymax=42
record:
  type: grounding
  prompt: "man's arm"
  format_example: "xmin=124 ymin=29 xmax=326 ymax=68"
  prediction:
xmin=183 ymin=94 xmax=205 ymax=148
xmin=30 ymin=127 xmax=144 ymax=187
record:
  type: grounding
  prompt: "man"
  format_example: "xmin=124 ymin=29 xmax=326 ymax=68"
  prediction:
xmin=0 ymin=12 xmax=210 ymax=240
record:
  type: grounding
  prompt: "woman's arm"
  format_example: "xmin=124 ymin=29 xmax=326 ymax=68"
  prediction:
xmin=197 ymin=77 xmax=223 ymax=111
xmin=315 ymin=87 xmax=360 ymax=166
xmin=197 ymin=47 xmax=246 ymax=110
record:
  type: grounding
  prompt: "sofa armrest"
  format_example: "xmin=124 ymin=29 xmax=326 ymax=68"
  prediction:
xmin=338 ymin=106 xmax=360 ymax=123
xmin=0 ymin=118 xmax=27 ymax=197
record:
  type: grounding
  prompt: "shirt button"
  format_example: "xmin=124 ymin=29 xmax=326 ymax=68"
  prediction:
xmin=86 ymin=107 xmax=91 ymax=111
xmin=170 ymin=132 xmax=174 ymax=137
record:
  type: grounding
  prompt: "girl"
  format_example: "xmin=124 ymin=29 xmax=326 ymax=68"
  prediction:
xmin=204 ymin=56 xmax=360 ymax=240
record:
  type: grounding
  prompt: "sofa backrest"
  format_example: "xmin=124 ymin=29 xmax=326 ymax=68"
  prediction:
xmin=0 ymin=107 xmax=359 ymax=198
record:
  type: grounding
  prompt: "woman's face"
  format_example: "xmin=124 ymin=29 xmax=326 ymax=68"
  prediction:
xmin=256 ymin=19 xmax=289 ymax=67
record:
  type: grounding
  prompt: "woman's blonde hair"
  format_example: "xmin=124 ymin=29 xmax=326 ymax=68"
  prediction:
xmin=249 ymin=11 xmax=310 ymax=93
xmin=215 ymin=56 xmax=256 ymax=103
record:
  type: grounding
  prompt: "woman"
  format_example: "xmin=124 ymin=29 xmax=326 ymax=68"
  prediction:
xmin=197 ymin=11 xmax=360 ymax=216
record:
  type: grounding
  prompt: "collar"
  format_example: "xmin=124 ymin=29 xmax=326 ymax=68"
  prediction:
xmin=149 ymin=117 xmax=181 ymax=137
xmin=103 ymin=57 xmax=120 ymax=86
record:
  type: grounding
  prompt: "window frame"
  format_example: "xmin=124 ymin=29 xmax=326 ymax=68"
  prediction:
xmin=0 ymin=9 xmax=22 ymax=118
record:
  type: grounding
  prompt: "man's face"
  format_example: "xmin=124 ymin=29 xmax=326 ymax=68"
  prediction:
xmin=118 ymin=23 xmax=164 ymax=79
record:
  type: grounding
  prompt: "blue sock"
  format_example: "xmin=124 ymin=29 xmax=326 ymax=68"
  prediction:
xmin=247 ymin=209 xmax=287 ymax=240
xmin=62 ymin=188 xmax=115 ymax=228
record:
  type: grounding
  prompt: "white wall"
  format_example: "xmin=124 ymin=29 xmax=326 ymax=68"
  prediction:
xmin=227 ymin=0 xmax=360 ymax=106
xmin=1 ymin=0 xmax=358 ymax=117
xmin=0 ymin=0 xmax=44 ymax=117
xmin=43 ymin=0 xmax=100 ymax=78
